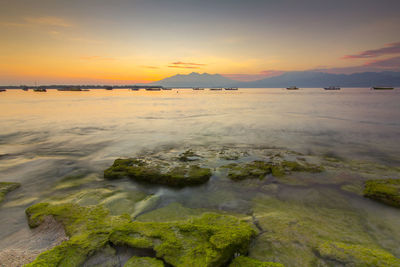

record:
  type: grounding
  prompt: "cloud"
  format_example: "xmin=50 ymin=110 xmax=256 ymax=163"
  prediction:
xmin=24 ymin=16 xmax=72 ymax=27
xmin=80 ymin=56 xmax=115 ymax=61
xmin=364 ymin=56 xmax=400 ymax=69
xmin=343 ymin=42 xmax=400 ymax=59
xmin=172 ymin=61 xmax=206 ymax=66
xmin=168 ymin=65 xmax=201 ymax=69
xmin=168 ymin=61 xmax=206 ymax=69
xmin=0 ymin=21 xmax=26 ymax=27
xmin=312 ymin=56 xmax=400 ymax=74
xmin=141 ymin=65 xmax=159 ymax=69
xmin=0 ymin=16 xmax=72 ymax=28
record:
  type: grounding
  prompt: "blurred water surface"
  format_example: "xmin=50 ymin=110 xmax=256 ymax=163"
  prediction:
xmin=1 ymin=88 xmax=400 ymax=256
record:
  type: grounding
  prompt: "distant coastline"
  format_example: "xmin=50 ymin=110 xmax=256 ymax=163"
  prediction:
xmin=3 ymin=71 xmax=400 ymax=89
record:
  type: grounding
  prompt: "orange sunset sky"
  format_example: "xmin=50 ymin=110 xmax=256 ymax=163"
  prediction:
xmin=1 ymin=0 xmax=400 ymax=85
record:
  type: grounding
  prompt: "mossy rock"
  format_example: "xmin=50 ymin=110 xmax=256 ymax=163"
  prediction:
xmin=223 ymin=160 xmax=323 ymax=181
xmin=317 ymin=241 xmax=400 ymax=266
xmin=25 ymin=203 xmax=255 ymax=266
xmin=104 ymin=158 xmax=211 ymax=187
xmin=249 ymin=194 xmax=400 ymax=266
xmin=124 ymin=256 xmax=164 ymax=267
xmin=178 ymin=149 xmax=201 ymax=162
xmin=229 ymin=256 xmax=284 ymax=267
xmin=224 ymin=161 xmax=272 ymax=181
xmin=0 ymin=182 xmax=21 ymax=203
xmin=136 ymin=202 xmax=205 ymax=222
xmin=363 ymin=179 xmax=400 ymax=208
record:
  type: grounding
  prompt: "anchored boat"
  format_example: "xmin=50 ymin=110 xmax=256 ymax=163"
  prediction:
xmin=286 ymin=86 xmax=299 ymax=90
xmin=372 ymin=87 xmax=394 ymax=90
xmin=193 ymin=88 xmax=205 ymax=90
xmin=224 ymin=87 xmax=238 ymax=90
xmin=58 ymin=86 xmax=82 ymax=91
xmin=210 ymin=88 xmax=223 ymax=91
xmin=324 ymin=86 xmax=341 ymax=90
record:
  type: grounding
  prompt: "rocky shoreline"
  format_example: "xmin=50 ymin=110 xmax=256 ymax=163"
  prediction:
xmin=1 ymin=146 xmax=400 ymax=266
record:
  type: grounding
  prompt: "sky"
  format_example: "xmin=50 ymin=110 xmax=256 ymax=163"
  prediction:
xmin=1 ymin=0 xmax=400 ymax=84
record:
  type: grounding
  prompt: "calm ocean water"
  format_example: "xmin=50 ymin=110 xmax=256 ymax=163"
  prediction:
xmin=1 ymin=88 xmax=400 ymax=255
xmin=1 ymin=88 xmax=399 ymax=163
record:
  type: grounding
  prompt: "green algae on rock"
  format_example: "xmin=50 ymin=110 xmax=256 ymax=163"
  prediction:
xmin=135 ymin=202 xmax=205 ymax=222
xmin=223 ymin=160 xmax=323 ymax=181
xmin=178 ymin=149 xmax=201 ymax=162
xmin=25 ymin=203 xmax=255 ymax=267
xmin=317 ymin=241 xmax=400 ymax=267
xmin=363 ymin=179 xmax=400 ymax=208
xmin=104 ymin=158 xmax=212 ymax=187
xmin=124 ymin=256 xmax=164 ymax=267
xmin=249 ymin=194 xmax=400 ymax=266
xmin=0 ymin=182 xmax=20 ymax=203
xmin=46 ymin=187 xmax=148 ymax=217
xmin=229 ymin=256 xmax=284 ymax=267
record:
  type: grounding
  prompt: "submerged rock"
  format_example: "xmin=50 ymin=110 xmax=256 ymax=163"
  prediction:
xmin=229 ymin=256 xmax=284 ymax=267
xmin=131 ymin=194 xmax=161 ymax=218
xmin=25 ymin=203 xmax=255 ymax=267
xmin=136 ymin=202 xmax=205 ymax=222
xmin=317 ymin=241 xmax=400 ymax=267
xmin=249 ymin=194 xmax=400 ymax=266
xmin=363 ymin=179 xmax=400 ymax=208
xmin=104 ymin=158 xmax=212 ymax=187
xmin=223 ymin=160 xmax=323 ymax=181
xmin=178 ymin=149 xmax=202 ymax=162
xmin=0 ymin=216 xmax=68 ymax=266
xmin=0 ymin=182 xmax=21 ymax=204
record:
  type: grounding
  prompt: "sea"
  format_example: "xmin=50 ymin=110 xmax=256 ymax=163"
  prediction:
xmin=1 ymin=88 xmax=400 ymax=263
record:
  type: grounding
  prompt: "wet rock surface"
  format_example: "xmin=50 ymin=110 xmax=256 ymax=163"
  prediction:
xmin=25 ymin=202 xmax=255 ymax=267
xmin=364 ymin=178 xmax=400 ymax=208
xmin=104 ymin=158 xmax=212 ymax=187
xmin=0 ymin=216 xmax=68 ymax=267
xmin=4 ymin=145 xmax=400 ymax=266
xmin=0 ymin=182 xmax=20 ymax=204
xmin=222 ymin=159 xmax=323 ymax=181
xmin=229 ymin=256 xmax=284 ymax=267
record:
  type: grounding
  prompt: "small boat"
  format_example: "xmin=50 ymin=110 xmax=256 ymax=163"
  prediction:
xmin=146 ymin=87 xmax=162 ymax=91
xmin=21 ymin=86 xmax=29 ymax=91
xmin=105 ymin=86 xmax=113 ymax=90
xmin=210 ymin=88 xmax=223 ymax=91
xmin=193 ymin=88 xmax=204 ymax=90
xmin=130 ymin=88 xmax=140 ymax=91
xmin=58 ymin=86 xmax=82 ymax=91
xmin=224 ymin=87 xmax=238 ymax=90
xmin=324 ymin=86 xmax=341 ymax=90
xmin=0 ymin=89 xmax=6 ymax=92
xmin=372 ymin=86 xmax=394 ymax=90
xmin=286 ymin=86 xmax=299 ymax=90
xmin=162 ymin=88 xmax=172 ymax=90
xmin=34 ymin=87 xmax=47 ymax=92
